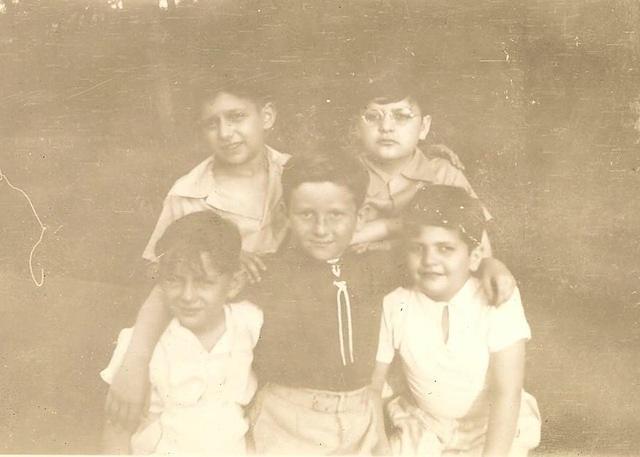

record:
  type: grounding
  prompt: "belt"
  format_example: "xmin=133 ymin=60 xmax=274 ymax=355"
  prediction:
xmin=266 ymin=383 xmax=371 ymax=414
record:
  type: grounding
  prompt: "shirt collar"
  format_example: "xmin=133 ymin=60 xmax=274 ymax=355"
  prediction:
xmin=411 ymin=277 xmax=482 ymax=310
xmin=448 ymin=277 xmax=484 ymax=309
xmin=278 ymin=241 xmax=354 ymax=270
xmin=361 ymin=147 xmax=442 ymax=185
xmin=169 ymin=145 xmax=289 ymax=200
xmin=166 ymin=305 xmax=232 ymax=353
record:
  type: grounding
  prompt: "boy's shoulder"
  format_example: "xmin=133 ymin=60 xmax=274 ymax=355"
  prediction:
xmin=167 ymin=146 xmax=289 ymax=199
xmin=227 ymin=301 xmax=264 ymax=342
xmin=407 ymin=149 xmax=464 ymax=183
xmin=168 ymin=155 xmax=215 ymax=199
xmin=383 ymin=286 xmax=413 ymax=303
xmin=228 ymin=300 xmax=264 ymax=323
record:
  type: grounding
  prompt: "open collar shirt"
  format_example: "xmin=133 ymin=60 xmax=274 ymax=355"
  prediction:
xmin=143 ymin=146 xmax=290 ymax=261
xmin=360 ymin=149 xmax=487 ymax=223
xmin=376 ymin=279 xmax=531 ymax=420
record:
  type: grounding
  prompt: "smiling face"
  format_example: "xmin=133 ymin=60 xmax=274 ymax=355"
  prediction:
xmin=161 ymin=252 xmax=235 ymax=333
xmin=199 ymin=92 xmax=276 ymax=167
xmin=357 ymin=97 xmax=431 ymax=167
xmin=405 ymin=225 xmax=482 ymax=302
xmin=288 ymin=181 xmax=363 ymax=261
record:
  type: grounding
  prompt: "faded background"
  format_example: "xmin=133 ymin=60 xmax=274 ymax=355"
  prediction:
xmin=1 ymin=0 xmax=639 ymax=454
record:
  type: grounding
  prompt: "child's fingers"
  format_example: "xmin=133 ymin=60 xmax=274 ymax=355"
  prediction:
xmin=253 ymin=255 xmax=266 ymax=271
xmin=488 ymin=275 xmax=515 ymax=306
xmin=242 ymin=261 xmax=262 ymax=284
xmin=106 ymin=391 xmax=132 ymax=429
xmin=481 ymin=275 xmax=497 ymax=306
xmin=124 ymin=401 xmax=144 ymax=432
xmin=495 ymin=275 xmax=515 ymax=305
xmin=240 ymin=253 xmax=265 ymax=283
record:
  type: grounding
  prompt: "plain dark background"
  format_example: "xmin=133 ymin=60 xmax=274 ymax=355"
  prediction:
xmin=2 ymin=0 xmax=639 ymax=454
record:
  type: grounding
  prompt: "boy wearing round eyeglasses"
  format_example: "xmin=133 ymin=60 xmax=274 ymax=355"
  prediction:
xmin=351 ymin=69 xmax=514 ymax=305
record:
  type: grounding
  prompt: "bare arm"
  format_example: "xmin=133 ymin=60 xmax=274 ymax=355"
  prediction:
xmin=475 ymin=226 xmax=519 ymax=307
xmin=483 ymin=340 xmax=526 ymax=457
xmin=351 ymin=218 xmax=403 ymax=246
xmin=101 ymin=421 xmax=132 ymax=454
xmin=105 ymin=284 xmax=170 ymax=429
xmin=370 ymin=361 xmax=392 ymax=455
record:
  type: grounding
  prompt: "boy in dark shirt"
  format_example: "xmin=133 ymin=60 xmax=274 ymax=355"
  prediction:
xmin=247 ymin=150 xmax=400 ymax=453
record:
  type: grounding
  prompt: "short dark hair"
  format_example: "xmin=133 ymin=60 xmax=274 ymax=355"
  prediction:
xmin=191 ymin=66 xmax=275 ymax=111
xmin=354 ymin=65 xmax=430 ymax=113
xmin=403 ymin=185 xmax=485 ymax=248
xmin=281 ymin=146 xmax=370 ymax=208
xmin=156 ymin=211 xmax=241 ymax=276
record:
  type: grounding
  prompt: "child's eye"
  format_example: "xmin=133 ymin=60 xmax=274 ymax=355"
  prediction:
xmin=362 ymin=110 xmax=384 ymax=124
xmin=438 ymin=245 xmax=455 ymax=253
xmin=294 ymin=211 xmax=314 ymax=222
xmin=226 ymin=111 xmax=248 ymax=123
xmin=328 ymin=211 xmax=346 ymax=219
xmin=391 ymin=110 xmax=416 ymax=124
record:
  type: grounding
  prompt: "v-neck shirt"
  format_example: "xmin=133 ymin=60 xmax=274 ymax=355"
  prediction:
xmin=376 ymin=279 xmax=531 ymax=419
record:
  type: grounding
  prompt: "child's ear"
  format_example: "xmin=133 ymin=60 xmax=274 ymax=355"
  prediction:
xmin=468 ymin=245 xmax=483 ymax=272
xmin=418 ymin=114 xmax=432 ymax=141
xmin=261 ymin=102 xmax=277 ymax=130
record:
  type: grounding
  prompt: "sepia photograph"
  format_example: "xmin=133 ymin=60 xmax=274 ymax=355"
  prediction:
xmin=1 ymin=0 xmax=639 ymax=455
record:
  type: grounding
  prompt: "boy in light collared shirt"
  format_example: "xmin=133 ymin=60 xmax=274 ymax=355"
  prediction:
xmin=105 ymin=71 xmax=289 ymax=427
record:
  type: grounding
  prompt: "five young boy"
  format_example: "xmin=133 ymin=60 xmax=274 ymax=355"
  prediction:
xmin=101 ymin=68 xmax=539 ymax=456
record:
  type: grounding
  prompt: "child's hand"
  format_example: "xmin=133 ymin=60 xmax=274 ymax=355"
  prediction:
xmin=105 ymin=356 xmax=150 ymax=431
xmin=372 ymin=435 xmax=391 ymax=455
xmin=350 ymin=240 xmax=393 ymax=254
xmin=477 ymin=257 xmax=516 ymax=307
xmin=240 ymin=251 xmax=267 ymax=284
xmin=425 ymin=144 xmax=466 ymax=170
xmin=367 ymin=386 xmax=391 ymax=456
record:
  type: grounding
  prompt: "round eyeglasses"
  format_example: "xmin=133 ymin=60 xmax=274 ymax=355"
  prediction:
xmin=361 ymin=108 xmax=418 ymax=126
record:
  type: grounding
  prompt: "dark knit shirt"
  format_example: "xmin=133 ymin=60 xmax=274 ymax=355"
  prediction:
xmin=246 ymin=244 xmax=403 ymax=392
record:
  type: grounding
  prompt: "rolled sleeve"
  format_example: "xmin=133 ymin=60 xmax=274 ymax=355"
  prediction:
xmin=142 ymin=196 xmax=186 ymax=262
xmin=100 ymin=328 xmax=134 ymax=384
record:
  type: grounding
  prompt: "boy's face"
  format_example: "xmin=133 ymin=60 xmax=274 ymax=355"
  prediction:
xmin=288 ymin=182 xmax=363 ymax=261
xmin=405 ymin=225 xmax=482 ymax=302
xmin=357 ymin=97 xmax=431 ymax=165
xmin=161 ymin=252 xmax=235 ymax=332
xmin=199 ymin=92 xmax=276 ymax=166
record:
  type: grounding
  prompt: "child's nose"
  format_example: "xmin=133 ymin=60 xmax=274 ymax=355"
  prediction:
xmin=379 ymin=114 xmax=394 ymax=132
xmin=312 ymin=216 xmax=329 ymax=236
xmin=218 ymin=120 xmax=234 ymax=140
xmin=180 ymin=280 xmax=196 ymax=302
xmin=421 ymin=248 xmax=437 ymax=265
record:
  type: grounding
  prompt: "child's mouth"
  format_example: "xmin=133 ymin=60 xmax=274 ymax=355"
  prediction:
xmin=377 ymin=139 xmax=398 ymax=146
xmin=222 ymin=142 xmax=243 ymax=151
xmin=177 ymin=307 xmax=202 ymax=317
xmin=419 ymin=271 xmax=444 ymax=279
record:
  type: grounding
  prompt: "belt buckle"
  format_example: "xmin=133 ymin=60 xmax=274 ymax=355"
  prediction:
xmin=312 ymin=393 xmax=339 ymax=413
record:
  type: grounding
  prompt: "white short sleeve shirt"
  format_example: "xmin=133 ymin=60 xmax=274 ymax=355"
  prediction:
xmin=376 ymin=279 xmax=530 ymax=420
xmin=101 ymin=301 xmax=263 ymax=454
